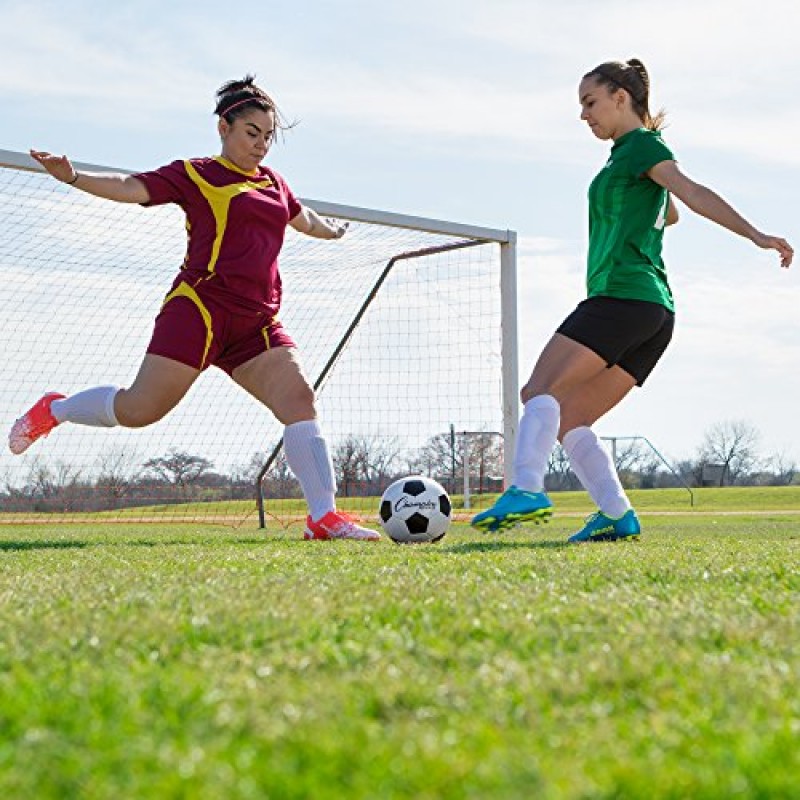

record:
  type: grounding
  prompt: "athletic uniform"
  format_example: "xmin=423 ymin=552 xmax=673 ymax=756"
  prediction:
xmin=558 ymin=127 xmax=676 ymax=385
xmin=8 ymin=146 xmax=381 ymax=540
xmin=133 ymin=156 xmax=300 ymax=374
xmin=472 ymin=128 xmax=680 ymax=539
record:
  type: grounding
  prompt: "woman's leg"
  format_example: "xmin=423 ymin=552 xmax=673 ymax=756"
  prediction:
xmin=9 ymin=354 xmax=200 ymax=454
xmin=558 ymin=366 xmax=637 ymax=518
xmin=513 ymin=333 xmax=609 ymax=491
xmin=64 ymin=354 xmax=201 ymax=428
xmin=232 ymin=347 xmax=378 ymax=540
xmin=471 ymin=334 xmax=609 ymax=531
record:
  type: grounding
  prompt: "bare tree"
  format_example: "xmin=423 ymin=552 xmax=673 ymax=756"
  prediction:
xmin=21 ymin=458 xmax=85 ymax=511
xmin=332 ymin=435 xmax=400 ymax=496
xmin=610 ymin=440 xmax=662 ymax=489
xmin=697 ymin=420 xmax=761 ymax=486
xmin=763 ymin=451 xmax=797 ymax=487
xmin=96 ymin=446 xmax=140 ymax=506
xmin=409 ymin=433 xmax=461 ymax=489
xmin=546 ymin=445 xmax=579 ymax=491
xmin=466 ymin=433 xmax=504 ymax=494
xmin=143 ymin=450 xmax=214 ymax=498
xmin=264 ymin=452 xmax=301 ymax=498
xmin=332 ymin=436 xmax=367 ymax=497
xmin=365 ymin=436 xmax=401 ymax=488
xmin=408 ymin=431 xmax=502 ymax=495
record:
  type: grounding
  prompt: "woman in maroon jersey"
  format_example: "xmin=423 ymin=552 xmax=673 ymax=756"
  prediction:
xmin=9 ymin=75 xmax=379 ymax=542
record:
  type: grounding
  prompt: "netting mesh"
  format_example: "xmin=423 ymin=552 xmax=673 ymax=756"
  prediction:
xmin=0 ymin=161 xmax=505 ymax=529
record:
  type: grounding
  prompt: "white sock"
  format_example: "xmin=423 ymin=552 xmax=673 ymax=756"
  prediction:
xmin=283 ymin=419 xmax=336 ymax=522
xmin=51 ymin=386 xmax=120 ymax=427
xmin=512 ymin=394 xmax=560 ymax=492
xmin=562 ymin=426 xmax=631 ymax=518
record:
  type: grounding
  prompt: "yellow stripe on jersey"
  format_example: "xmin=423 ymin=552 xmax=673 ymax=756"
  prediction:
xmin=214 ymin=155 xmax=260 ymax=177
xmin=183 ymin=160 xmax=274 ymax=275
xmin=161 ymin=281 xmax=214 ymax=368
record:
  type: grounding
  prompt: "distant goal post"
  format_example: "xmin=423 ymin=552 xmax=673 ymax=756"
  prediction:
xmin=0 ymin=147 xmax=518 ymax=528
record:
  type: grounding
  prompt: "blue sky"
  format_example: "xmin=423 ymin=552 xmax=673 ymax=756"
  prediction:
xmin=2 ymin=0 xmax=799 ymax=466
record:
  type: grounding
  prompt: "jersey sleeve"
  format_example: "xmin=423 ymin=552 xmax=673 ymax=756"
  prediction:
xmin=132 ymin=160 xmax=187 ymax=207
xmin=273 ymin=170 xmax=302 ymax=220
xmin=629 ymin=133 xmax=675 ymax=178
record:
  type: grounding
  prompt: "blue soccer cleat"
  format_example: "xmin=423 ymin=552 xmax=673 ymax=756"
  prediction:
xmin=568 ymin=509 xmax=641 ymax=543
xmin=471 ymin=486 xmax=553 ymax=532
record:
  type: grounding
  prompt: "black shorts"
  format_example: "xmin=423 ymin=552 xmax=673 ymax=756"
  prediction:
xmin=556 ymin=296 xmax=674 ymax=386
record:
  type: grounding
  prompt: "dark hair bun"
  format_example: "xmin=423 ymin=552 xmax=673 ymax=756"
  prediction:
xmin=216 ymin=74 xmax=259 ymax=102
xmin=626 ymin=59 xmax=649 ymax=94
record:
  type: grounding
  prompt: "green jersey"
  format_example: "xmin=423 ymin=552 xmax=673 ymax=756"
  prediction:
xmin=587 ymin=127 xmax=675 ymax=311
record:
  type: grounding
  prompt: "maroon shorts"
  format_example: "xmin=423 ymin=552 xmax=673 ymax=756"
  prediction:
xmin=146 ymin=282 xmax=296 ymax=375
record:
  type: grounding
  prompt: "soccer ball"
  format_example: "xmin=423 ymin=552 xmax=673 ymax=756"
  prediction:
xmin=379 ymin=475 xmax=452 ymax=544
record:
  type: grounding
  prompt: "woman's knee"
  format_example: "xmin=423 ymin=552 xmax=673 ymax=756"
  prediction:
xmin=521 ymin=382 xmax=545 ymax=405
xmin=114 ymin=389 xmax=174 ymax=428
xmin=278 ymin=384 xmax=316 ymax=424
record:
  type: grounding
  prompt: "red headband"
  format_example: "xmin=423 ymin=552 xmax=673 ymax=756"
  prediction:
xmin=220 ymin=96 xmax=264 ymax=117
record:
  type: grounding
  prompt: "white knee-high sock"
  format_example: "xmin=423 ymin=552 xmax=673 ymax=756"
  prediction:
xmin=562 ymin=426 xmax=631 ymax=518
xmin=283 ymin=419 xmax=337 ymax=522
xmin=512 ymin=394 xmax=560 ymax=492
xmin=50 ymin=386 xmax=120 ymax=427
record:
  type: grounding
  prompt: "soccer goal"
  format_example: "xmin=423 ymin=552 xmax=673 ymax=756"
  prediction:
xmin=0 ymin=148 xmax=518 ymax=529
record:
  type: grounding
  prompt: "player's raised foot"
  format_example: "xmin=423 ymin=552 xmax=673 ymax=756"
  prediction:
xmin=304 ymin=510 xmax=382 ymax=542
xmin=8 ymin=392 xmax=66 ymax=455
xmin=568 ymin=509 xmax=641 ymax=543
xmin=471 ymin=486 xmax=553 ymax=532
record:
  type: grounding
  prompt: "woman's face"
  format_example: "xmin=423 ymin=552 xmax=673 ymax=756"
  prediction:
xmin=218 ymin=108 xmax=276 ymax=172
xmin=578 ymin=77 xmax=625 ymax=141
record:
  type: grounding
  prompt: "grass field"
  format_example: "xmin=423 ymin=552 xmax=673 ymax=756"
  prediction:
xmin=1 ymin=489 xmax=798 ymax=798
xmin=5 ymin=485 xmax=800 ymax=528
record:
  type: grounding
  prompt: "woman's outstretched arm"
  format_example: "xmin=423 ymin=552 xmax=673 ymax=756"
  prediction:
xmin=30 ymin=149 xmax=150 ymax=204
xmin=648 ymin=160 xmax=792 ymax=268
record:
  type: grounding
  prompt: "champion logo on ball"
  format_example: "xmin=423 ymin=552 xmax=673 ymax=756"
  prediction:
xmin=395 ymin=497 xmax=436 ymax=512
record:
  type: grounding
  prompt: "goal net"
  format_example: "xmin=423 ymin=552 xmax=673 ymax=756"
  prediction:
xmin=0 ymin=149 xmax=517 ymax=530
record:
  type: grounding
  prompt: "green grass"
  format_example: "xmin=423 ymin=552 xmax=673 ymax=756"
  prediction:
xmin=0 ymin=503 xmax=798 ymax=798
xmin=5 ymin=485 xmax=800 ymax=529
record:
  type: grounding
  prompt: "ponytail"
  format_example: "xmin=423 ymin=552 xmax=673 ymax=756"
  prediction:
xmin=585 ymin=59 xmax=667 ymax=130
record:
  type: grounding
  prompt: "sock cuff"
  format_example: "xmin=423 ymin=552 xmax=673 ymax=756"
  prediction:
xmin=524 ymin=394 xmax=560 ymax=416
xmin=562 ymin=425 xmax=593 ymax=454
xmin=284 ymin=419 xmax=320 ymax=439
xmin=104 ymin=386 xmax=120 ymax=426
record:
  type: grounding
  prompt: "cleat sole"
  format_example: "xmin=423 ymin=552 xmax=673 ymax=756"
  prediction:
xmin=472 ymin=507 xmax=553 ymax=533
xmin=577 ymin=532 xmax=641 ymax=544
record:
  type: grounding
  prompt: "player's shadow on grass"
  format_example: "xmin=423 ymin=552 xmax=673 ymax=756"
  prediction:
xmin=0 ymin=540 xmax=89 ymax=552
xmin=443 ymin=539 xmax=569 ymax=554
xmin=120 ymin=536 xmax=269 ymax=548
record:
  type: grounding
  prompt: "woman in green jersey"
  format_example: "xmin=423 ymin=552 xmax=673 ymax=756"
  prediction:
xmin=473 ymin=58 xmax=793 ymax=542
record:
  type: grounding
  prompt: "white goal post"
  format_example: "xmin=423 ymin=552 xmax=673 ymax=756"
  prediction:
xmin=0 ymin=148 xmax=518 ymax=527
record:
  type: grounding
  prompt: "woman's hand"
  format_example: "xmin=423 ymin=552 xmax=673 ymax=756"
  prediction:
xmin=289 ymin=207 xmax=350 ymax=239
xmin=30 ymin=149 xmax=77 ymax=184
xmin=325 ymin=218 xmax=349 ymax=239
xmin=751 ymin=232 xmax=793 ymax=269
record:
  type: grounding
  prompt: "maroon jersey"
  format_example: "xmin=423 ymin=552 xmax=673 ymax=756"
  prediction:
xmin=134 ymin=156 xmax=302 ymax=316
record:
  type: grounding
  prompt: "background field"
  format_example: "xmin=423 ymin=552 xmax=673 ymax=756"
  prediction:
xmin=1 ymin=488 xmax=798 ymax=799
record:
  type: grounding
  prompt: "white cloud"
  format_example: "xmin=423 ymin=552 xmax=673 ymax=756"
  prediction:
xmin=2 ymin=0 xmax=798 ymax=465
xmin=3 ymin=0 xmax=798 ymax=169
xmin=512 ymin=233 xmax=800 ymax=460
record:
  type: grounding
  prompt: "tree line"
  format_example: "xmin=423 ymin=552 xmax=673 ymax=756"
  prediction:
xmin=0 ymin=419 xmax=796 ymax=514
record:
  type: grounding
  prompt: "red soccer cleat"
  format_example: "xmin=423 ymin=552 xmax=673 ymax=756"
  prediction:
xmin=8 ymin=392 xmax=66 ymax=455
xmin=304 ymin=510 xmax=381 ymax=542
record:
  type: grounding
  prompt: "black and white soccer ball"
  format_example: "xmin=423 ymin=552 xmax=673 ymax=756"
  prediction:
xmin=379 ymin=475 xmax=452 ymax=544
